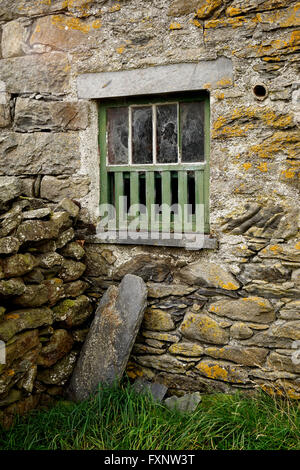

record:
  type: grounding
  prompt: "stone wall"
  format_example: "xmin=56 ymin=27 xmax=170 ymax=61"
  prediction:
xmin=0 ymin=0 xmax=299 ymax=409
xmin=0 ymin=190 xmax=95 ymax=426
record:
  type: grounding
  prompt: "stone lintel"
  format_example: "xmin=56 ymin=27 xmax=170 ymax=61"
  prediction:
xmin=77 ymin=57 xmax=233 ymax=99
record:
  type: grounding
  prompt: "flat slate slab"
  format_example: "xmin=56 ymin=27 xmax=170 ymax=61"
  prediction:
xmin=68 ymin=274 xmax=147 ymax=401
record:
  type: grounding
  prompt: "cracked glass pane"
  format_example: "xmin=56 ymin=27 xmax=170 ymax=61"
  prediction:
xmin=180 ymin=102 xmax=205 ymax=162
xmin=107 ymin=107 xmax=129 ymax=165
xmin=132 ymin=106 xmax=153 ymax=164
xmin=157 ymin=104 xmax=178 ymax=163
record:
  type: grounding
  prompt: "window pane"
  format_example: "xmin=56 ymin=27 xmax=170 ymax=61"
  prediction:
xmin=107 ymin=107 xmax=129 ymax=165
xmin=180 ymin=102 xmax=205 ymax=162
xmin=157 ymin=104 xmax=178 ymax=163
xmin=132 ymin=106 xmax=153 ymax=164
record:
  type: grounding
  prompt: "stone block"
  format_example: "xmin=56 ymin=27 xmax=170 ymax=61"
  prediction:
xmin=1 ymin=19 xmax=27 ymax=58
xmin=196 ymin=359 xmax=249 ymax=384
xmin=0 ymin=177 xmax=22 ymax=206
xmin=132 ymin=378 xmax=168 ymax=402
xmin=40 ymin=176 xmax=90 ymax=202
xmin=37 ymin=351 xmax=78 ymax=386
xmin=67 ymin=274 xmax=147 ymax=401
xmin=37 ymin=329 xmax=74 ymax=368
xmin=180 ymin=312 xmax=229 ymax=345
xmin=0 ymin=52 xmax=70 ymax=94
xmin=164 ymin=392 xmax=202 ymax=413
xmin=205 ymin=345 xmax=268 ymax=367
xmin=0 ymin=307 xmax=53 ymax=342
xmin=142 ymin=308 xmax=175 ymax=332
xmin=177 ymin=260 xmax=240 ymax=291
xmin=209 ymin=297 xmax=275 ymax=323
xmin=14 ymin=98 xmax=89 ymax=132
xmin=0 ymin=133 xmax=80 ymax=176
xmin=53 ymin=295 xmax=92 ymax=328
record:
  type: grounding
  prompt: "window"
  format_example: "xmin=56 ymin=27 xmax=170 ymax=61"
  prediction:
xmin=98 ymin=92 xmax=210 ymax=247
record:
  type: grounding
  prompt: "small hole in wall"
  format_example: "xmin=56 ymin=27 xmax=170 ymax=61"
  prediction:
xmin=253 ymin=84 xmax=268 ymax=100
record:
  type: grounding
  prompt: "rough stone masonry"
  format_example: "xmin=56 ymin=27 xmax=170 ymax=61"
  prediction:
xmin=0 ymin=0 xmax=299 ymax=421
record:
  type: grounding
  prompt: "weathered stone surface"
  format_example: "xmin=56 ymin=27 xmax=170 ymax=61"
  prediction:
xmin=58 ymin=259 xmax=86 ymax=282
xmin=147 ymin=282 xmax=196 ymax=298
xmin=0 ymin=53 xmax=70 ymax=94
xmin=22 ymin=208 xmax=52 ymax=220
xmin=1 ymin=19 xmax=27 ymax=58
xmin=40 ymin=176 xmax=90 ymax=202
xmin=0 ymin=278 xmax=25 ymax=297
xmin=230 ymin=322 xmax=254 ymax=339
xmin=83 ymin=249 xmax=109 ymax=277
xmin=205 ymin=345 xmax=268 ymax=366
xmin=14 ymin=98 xmax=89 ymax=132
xmin=113 ymin=255 xmax=170 ymax=282
xmin=278 ymin=300 xmax=300 ymax=320
xmin=13 ymin=284 xmax=49 ymax=308
xmin=55 ymin=228 xmax=75 ymax=249
xmin=195 ymin=359 xmax=250 ymax=384
xmin=208 ymin=297 xmax=275 ymax=323
xmin=133 ymin=378 xmax=168 ymax=402
xmin=1 ymin=253 xmax=37 ymax=278
xmin=177 ymin=261 xmax=240 ymax=291
xmin=0 ymin=96 xmax=11 ymax=128
xmin=0 ymin=133 xmax=80 ymax=176
xmin=135 ymin=354 xmax=190 ymax=374
xmin=267 ymin=352 xmax=300 ymax=374
xmin=0 ymin=237 xmax=20 ymax=255
xmin=63 ymin=280 xmax=88 ymax=298
xmin=132 ymin=344 xmax=165 ymax=355
xmin=37 ymin=329 xmax=74 ymax=368
xmin=0 ymin=330 xmax=40 ymax=375
xmin=270 ymin=321 xmax=300 ymax=341
xmin=0 ymin=177 xmax=22 ymax=206
xmin=168 ymin=0 xmax=202 ymax=16
xmin=53 ymin=295 xmax=92 ymax=328
xmin=180 ymin=312 xmax=229 ymax=345
xmin=195 ymin=0 xmax=222 ymax=19
xmin=169 ymin=342 xmax=204 ymax=357
xmin=37 ymin=351 xmax=78 ymax=386
xmin=56 ymin=198 xmax=80 ymax=218
xmin=164 ymin=392 xmax=202 ymax=413
xmin=142 ymin=308 xmax=175 ymax=332
xmin=37 ymin=252 xmax=64 ymax=270
xmin=60 ymin=242 xmax=85 ymax=261
xmin=0 ymin=348 xmax=40 ymax=395
xmin=42 ymin=279 xmax=65 ymax=306
xmin=142 ymin=331 xmax=180 ymax=343
xmin=16 ymin=220 xmax=60 ymax=244
xmin=0 ymin=307 xmax=53 ymax=342
xmin=19 ymin=365 xmax=37 ymax=393
xmin=68 ymin=274 xmax=147 ymax=401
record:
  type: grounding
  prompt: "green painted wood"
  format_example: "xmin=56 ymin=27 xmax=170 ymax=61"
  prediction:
xmin=98 ymin=105 xmax=108 ymax=206
xmin=161 ymin=171 xmax=171 ymax=231
xmin=107 ymin=163 xmax=206 ymax=172
xmin=146 ymin=171 xmax=155 ymax=230
xmin=114 ymin=172 xmax=125 ymax=229
xmin=130 ymin=171 xmax=139 ymax=207
xmin=178 ymin=171 xmax=188 ymax=232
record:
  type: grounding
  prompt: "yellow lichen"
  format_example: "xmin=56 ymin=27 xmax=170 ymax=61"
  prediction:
xmin=169 ymin=22 xmax=182 ymax=30
xmin=243 ymin=162 xmax=252 ymax=171
xmin=258 ymin=162 xmax=268 ymax=172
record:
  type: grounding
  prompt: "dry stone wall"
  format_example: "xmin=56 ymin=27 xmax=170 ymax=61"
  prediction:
xmin=0 ymin=190 xmax=95 ymax=426
xmin=0 ymin=0 xmax=299 ymax=412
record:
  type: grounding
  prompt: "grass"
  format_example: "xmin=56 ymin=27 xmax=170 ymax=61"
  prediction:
xmin=0 ymin=381 xmax=299 ymax=450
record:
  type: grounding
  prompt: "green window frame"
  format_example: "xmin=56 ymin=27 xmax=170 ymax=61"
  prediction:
xmin=98 ymin=91 xmax=210 ymax=243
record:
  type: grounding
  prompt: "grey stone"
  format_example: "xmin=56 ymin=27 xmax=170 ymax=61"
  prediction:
xmin=164 ymin=392 xmax=202 ymax=413
xmin=56 ymin=198 xmax=80 ymax=218
xmin=0 ymin=132 xmax=80 ymax=176
xmin=0 ymin=236 xmax=20 ymax=255
xmin=132 ymin=378 xmax=168 ymax=402
xmin=177 ymin=260 xmax=240 ymax=291
xmin=0 ymin=53 xmax=70 ymax=94
xmin=77 ymin=58 xmax=233 ymax=99
xmin=22 ymin=208 xmax=52 ymax=219
xmin=14 ymin=98 xmax=89 ymax=132
xmin=68 ymin=274 xmax=147 ymax=401
xmin=0 ymin=177 xmax=22 ymax=205
xmin=40 ymin=176 xmax=90 ymax=201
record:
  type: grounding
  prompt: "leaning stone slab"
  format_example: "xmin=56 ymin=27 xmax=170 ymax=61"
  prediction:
xmin=68 ymin=274 xmax=147 ymax=401
xmin=164 ymin=392 xmax=202 ymax=413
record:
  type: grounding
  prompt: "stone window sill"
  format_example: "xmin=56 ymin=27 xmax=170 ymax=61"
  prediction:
xmin=84 ymin=232 xmax=218 ymax=250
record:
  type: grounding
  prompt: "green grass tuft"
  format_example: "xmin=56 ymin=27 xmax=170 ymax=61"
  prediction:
xmin=0 ymin=382 xmax=299 ymax=450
